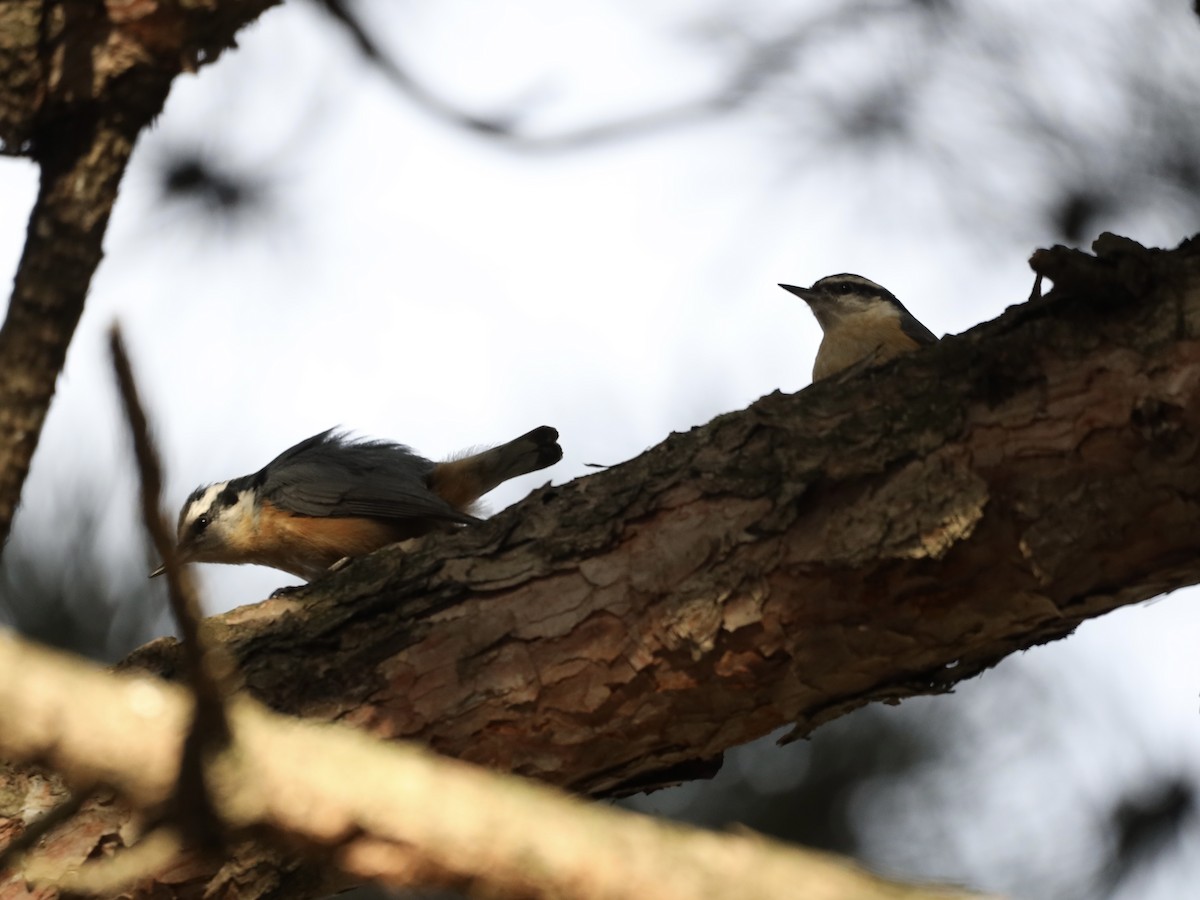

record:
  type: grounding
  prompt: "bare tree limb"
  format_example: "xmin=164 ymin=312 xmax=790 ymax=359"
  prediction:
xmin=0 ymin=630 xmax=989 ymax=900
xmin=3 ymin=233 xmax=1196 ymax=898
xmin=0 ymin=103 xmax=158 ymax=549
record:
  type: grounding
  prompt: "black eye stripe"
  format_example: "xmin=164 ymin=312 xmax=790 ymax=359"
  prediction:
xmin=180 ymin=484 xmax=242 ymax=541
xmin=814 ymin=277 xmax=891 ymax=301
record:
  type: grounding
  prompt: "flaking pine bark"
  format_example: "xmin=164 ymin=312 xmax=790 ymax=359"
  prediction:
xmin=130 ymin=233 xmax=1200 ymax=793
xmin=4 ymin=225 xmax=1199 ymax=897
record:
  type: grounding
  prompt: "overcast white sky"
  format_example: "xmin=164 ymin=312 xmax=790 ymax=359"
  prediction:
xmin=1 ymin=2 xmax=1198 ymax=896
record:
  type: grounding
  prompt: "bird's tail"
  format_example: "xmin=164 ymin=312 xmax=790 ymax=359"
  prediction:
xmin=431 ymin=426 xmax=562 ymax=511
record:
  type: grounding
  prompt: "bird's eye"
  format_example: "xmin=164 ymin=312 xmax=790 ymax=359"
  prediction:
xmin=194 ymin=514 xmax=210 ymax=533
xmin=836 ymin=282 xmax=853 ymax=294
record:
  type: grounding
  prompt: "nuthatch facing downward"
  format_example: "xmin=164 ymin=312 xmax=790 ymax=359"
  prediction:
xmin=155 ymin=426 xmax=562 ymax=581
xmin=779 ymin=274 xmax=938 ymax=381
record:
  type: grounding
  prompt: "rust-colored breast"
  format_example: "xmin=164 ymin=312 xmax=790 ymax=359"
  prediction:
xmin=251 ymin=502 xmax=420 ymax=580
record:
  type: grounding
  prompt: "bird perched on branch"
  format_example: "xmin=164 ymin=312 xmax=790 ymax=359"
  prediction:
xmin=779 ymin=274 xmax=938 ymax=381
xmin=154 ymin=426 xmax=562 ymax=581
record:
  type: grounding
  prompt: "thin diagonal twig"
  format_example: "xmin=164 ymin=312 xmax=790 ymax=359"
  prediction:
xmin=109 ymin=325 xmax=234 ymax=851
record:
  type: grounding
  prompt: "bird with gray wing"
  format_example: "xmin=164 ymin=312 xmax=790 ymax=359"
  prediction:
xmin=155 ymin=426 xmax=562 ymax=581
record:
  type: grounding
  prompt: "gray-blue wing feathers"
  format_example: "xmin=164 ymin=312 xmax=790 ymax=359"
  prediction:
xmin=253 ymin=430 xmax=477 ymax=524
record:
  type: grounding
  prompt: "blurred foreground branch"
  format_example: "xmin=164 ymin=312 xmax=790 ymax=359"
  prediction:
xmin=109 ymin=326 xmax=234 ymax=854
xmin=0 ymin=630 xmax=986 ymax=900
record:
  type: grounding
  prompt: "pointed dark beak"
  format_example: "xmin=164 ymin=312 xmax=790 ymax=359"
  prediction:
xmin=150 ymin=547 xmax=184 ymax=580
xmin=779 ymin=283 xmax=817 ymax=302
xmin=152 ymin=538 xmax=193 ymax=578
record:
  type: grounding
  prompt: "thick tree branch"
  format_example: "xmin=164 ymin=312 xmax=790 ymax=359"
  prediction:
xmin=0 ymin=630 xmax=986 ymax=900
xmin=0 ymin=99 xmax=155 ymax=548
xmin=3 ymin=234 xmax=1197 ymax=899
xmin=135 ymin=234 xmax=1200 ymax=783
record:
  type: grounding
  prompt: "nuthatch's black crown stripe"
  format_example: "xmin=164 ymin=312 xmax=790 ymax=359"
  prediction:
xmin=779 ymin=272 xmax=938 ymax=381
xmin=810 ymin=274 xmax=901 ymax=305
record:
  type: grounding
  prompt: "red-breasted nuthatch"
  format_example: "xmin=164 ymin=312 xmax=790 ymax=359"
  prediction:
xmin=779 ymin=274 xmax=938 ymax=381
xmin=154 ymin=426 xmax=562 ymax=581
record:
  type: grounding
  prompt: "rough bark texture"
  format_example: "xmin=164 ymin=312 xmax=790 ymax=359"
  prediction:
xmin=2 ymin=8 xmax=1197 ymax=900
xmin=119 ymin=234 xmax=1200 ymax=789
xmin=0 ymin=0 xmax=283 ymax=550
xmin=0 ymin=1 xmax=43 ymax=153
xmin=6 ymin=235 xmax=1195 ymax=898
xmin=2 ymin=233 xmax=1199 ymax=897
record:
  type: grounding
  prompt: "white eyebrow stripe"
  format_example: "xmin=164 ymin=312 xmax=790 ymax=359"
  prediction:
xmin=181 ymin=482 xmax=227 ymax=527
